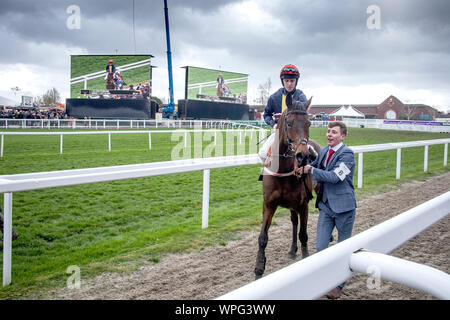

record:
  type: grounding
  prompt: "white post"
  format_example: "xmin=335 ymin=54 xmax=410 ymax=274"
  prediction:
xmin=148 ymin=132 xmax=152 ymax=150
xmin=350 ymin=250 xmax=450 ymax=300
xmin=3 ymin=193 xmax=13 ymax=286
xmin=1 ymin=134 xmax=3 ymax=157
xmin=108 ymin=133 xmax=111 ymax=152
xmin=117 ymin=120 xmax=119 ymax=129
xmin=214 ymin=131 xmax=217 ymax=146
xmin=424 ymin=145 xmax=429 ymax=172
xmin=202 ymin=169 xmax=210 ymax=229
xmin=444 ymin=143 xmax=448 ymax=167
xmin=396 ymin=148 xmax=401 ymax=179
xmin=358 ymin=152 xmax=363 ymax=188
xmin=60 ymin=134 xmax=63 ymax=154
xmin=184 ymin=132 xmax=188 ymax=148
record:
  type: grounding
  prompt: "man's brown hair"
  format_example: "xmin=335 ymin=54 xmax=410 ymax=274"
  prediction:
xmin=328 ymin=121 xmax=348 ymax=135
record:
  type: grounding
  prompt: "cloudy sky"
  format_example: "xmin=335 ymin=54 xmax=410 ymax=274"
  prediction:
xmin=0 ymin=0 xmax=449 ymax=112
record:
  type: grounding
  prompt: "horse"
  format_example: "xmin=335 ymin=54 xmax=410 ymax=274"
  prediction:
xmin=216 ymin=83 xmax=224 ymax=97
xmin=105 ymin=72 xmax=115 ymax=90
xmin=254 ymin=92 xmax=321 ymax=279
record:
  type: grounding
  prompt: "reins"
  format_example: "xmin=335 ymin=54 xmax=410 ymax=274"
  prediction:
xmin=264 ymin=108 xmax=314 ymax=200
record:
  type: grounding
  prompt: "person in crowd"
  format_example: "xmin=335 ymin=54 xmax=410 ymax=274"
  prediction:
xmin=258 ymin=64 xmax=308 ymax=163
xmin=296 ymin=121 xmax=356 ymax=299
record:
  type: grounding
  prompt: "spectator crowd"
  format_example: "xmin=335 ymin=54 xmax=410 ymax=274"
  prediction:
xmin=0 ymin=108 xmax=67 ymax=120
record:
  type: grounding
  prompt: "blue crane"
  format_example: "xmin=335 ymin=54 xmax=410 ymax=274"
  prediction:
xmin=162 ymin=0 xmax=175 ymax=119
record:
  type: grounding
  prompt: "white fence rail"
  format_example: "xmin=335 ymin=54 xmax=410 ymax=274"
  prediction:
xmin=217 ymin=191 xmax=450 ymax=300
xmin=0 ymin=129 xmax=262 ymax=157
xmin=322 ymin=118 xmax=450 ymax=133
xmin=0 ymin=119 xmax=256 ymax=130
xmin=2 ymin=118 xmax=449 ymax=133
xmin=1 ymin=139 xmax=449 ymax=287
xmin=350 ymin=138 xmax=449 ymax=188
xmin=188 ymin=77 xmax=249 ymax=94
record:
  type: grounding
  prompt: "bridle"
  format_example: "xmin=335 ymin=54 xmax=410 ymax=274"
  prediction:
xmin=281 ymin=109 xmax=310 ymax=159
xmin=263 ymin=109 xmax=314 ymax=200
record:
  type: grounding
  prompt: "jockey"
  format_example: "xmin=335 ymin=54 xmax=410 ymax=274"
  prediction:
xmin=258 ymin=64 xmax=308 ymax=164
xmin=106 ymin=59 xmax=116 ymax=74
xmin=217 ymin=73 xmax=224 ymax=86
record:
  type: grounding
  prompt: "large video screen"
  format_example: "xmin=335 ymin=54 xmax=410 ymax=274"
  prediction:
xmin=183 ymin=66 xmax=248 ymax=103
xmin=70 ymin=55 xmax=152 ymax=98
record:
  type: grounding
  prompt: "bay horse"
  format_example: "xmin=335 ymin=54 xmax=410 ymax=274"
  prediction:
xmin=254 ymin=92 xmax=321 ymax=279
xmin=105 ymin=72 xmax=115 ymax=90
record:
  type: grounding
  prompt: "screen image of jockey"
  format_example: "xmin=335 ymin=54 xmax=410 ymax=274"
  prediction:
xmin=106 ymin=59 xmax=116 ymax=74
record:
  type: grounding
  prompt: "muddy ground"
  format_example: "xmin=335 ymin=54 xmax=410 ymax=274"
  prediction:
xmin=49 ymin=171 xmax=449 ymax=300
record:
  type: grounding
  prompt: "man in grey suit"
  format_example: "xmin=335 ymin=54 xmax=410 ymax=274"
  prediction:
xmin=297 ymin=121 xmax=356 ymax=299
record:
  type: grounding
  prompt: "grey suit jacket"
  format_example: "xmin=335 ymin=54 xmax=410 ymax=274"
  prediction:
xmin=310 ymin=144 xmax=356 ymax=213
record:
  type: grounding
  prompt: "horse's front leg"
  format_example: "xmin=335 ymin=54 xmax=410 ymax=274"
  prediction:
xmin=299 ymin=201 xmax=309 ymax=258
xmin=254 ymin=203 xmax=276 ymax=280
xmin=288 ymin=209 xmax=298 ymax=259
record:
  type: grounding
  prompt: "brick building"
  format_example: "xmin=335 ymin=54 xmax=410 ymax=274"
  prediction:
xmin=309 ymin=95 xmax=441 ymax=120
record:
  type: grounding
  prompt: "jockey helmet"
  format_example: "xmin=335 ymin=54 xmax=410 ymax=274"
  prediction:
xmin=280 ymin=64 xmax=300 ymax=88
xmin=109 ymin=59 xmax=114 ymax=63
xmin=280 ymin=64 xmax=300 ymax=80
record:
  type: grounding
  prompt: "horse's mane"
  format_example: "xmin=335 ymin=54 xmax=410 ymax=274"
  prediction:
xmin=285 ymin=91 xmax=309 ymax=113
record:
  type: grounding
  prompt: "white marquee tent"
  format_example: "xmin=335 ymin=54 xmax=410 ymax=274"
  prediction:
xmin=330 ymin=105 xmax=365 ymax=118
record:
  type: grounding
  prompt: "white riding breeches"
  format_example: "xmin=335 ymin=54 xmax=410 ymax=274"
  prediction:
xmin=258 ymin=132 xmax=275 ymax=162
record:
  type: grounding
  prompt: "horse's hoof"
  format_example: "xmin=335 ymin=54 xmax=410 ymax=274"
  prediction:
xmin=288 ymin=251 xmax=297 ymax=259
xmin=254 ymin=268 xmax=264 ymax=280
xmin=301 ymin=245 xmax=309 ymax=258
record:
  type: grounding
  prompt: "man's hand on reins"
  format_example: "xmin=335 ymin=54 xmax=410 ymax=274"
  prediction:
xmin=295 ymin=165 xmax=313 ymax=176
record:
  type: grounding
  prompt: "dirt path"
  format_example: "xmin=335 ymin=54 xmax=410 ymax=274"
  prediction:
xmin=50 ymin=172 xmax=450 ymax=300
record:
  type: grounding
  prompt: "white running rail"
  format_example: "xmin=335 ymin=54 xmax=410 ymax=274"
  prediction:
xmin=217 ymin=191 xmax=450 ymax=300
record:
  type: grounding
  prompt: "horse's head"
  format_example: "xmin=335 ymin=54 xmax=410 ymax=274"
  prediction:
xmin=279 ymin=92 xmax=317 ymax=168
